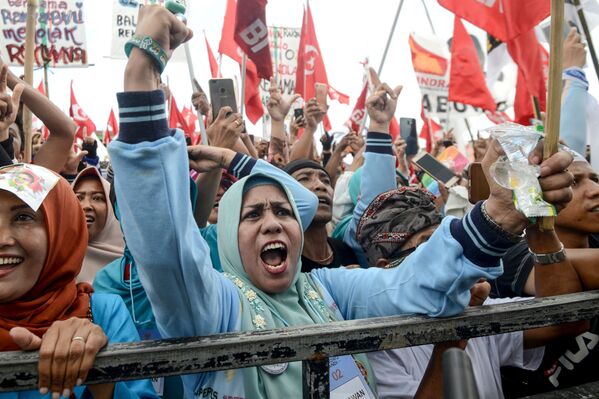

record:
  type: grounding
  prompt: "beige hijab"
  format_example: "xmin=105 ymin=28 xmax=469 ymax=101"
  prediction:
xmin=72 ymin=167 xmax=124 ymax=283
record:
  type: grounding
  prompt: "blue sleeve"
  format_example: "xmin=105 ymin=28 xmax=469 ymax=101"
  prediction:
xmin=108 ymin=91 xmax=240 ymax=342
xmin=89 ymin=294 xmax=158 ymax=399
xmin=311 ymin=202 xmax=510 ymax=318
xmin=343 ymin=132 xmax=397 ymax=266
xmin=561 ymin=67 xmax=588 ymax=155
xmin=227 ymin=153 xmax=318 ymax=231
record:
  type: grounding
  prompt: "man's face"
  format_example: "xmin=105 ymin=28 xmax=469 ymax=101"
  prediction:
xmin=291 ymin=168 xmax=333 ymax=224
xmin=557 ymin=161 xmax=599 ymax=234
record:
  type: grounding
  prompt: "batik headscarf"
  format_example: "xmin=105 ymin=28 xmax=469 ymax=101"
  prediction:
xmin=0 ymin=164 xmax=92 ymax=351
xmin=356 ymin=187 xmax=442 ymax=266
xmin=217 ymin=173 xmax=375 ymax=399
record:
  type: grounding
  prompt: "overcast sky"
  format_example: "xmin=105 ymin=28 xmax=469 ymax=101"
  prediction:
xmin=8 ymin=0 xmax=599 ymax=141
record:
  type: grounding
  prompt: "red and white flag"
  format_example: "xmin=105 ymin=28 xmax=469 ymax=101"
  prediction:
xmin=295 ymin=4 xmax=348 ymax=104
xmin=448 ymin=18 xmax=496 ymax=111
xmin=219 ymin=0 xmax=264 ymax=124
xmin=169 ymin=96 xmax=193 ymax=137
xmin=103 ymin=108 xmax=119 ymax=145
xmin=205 ymin=34 xmax=220 ymax=79
xmin=69 ymin=81 xmax=97 ymax=139
xmin=182 ymin=106 xmax=199 ymax=142
xmin=234 ymin=0 xmax=273 ymax=80
xmin=346 ymin=83 xmax=368 ymax=132
xmin=419 ymin=107 xmax=444 ymax=153
xmin=438 ymin=0 xmax=550 ymax=42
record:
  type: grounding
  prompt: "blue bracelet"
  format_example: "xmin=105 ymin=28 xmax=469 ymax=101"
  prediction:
xmin=124 ymin=35 xmax=168 ymax=74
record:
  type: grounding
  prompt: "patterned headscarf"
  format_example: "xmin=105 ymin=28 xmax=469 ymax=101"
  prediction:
xmin=356 ymin=187 xmax=442 ymax=265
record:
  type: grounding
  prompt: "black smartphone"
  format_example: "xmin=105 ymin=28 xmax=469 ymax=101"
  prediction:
xmin=294 ymin=108 xmax=304 ymax=120
xmin=411 ymin=152 xmax=459 ymax=187
xmin=400 ymin=117 xmax=417 ymax=140
xmin=209 ymin=78 xmax=237 ymax=119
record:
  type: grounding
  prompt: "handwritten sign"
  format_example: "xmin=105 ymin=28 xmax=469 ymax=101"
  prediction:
xmin=260 ymin=26 xmax=301 ymax=104
xmin=0 ymin=0 xmax=88 ymax=67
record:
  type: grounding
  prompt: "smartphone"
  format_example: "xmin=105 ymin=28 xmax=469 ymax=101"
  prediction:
xmin=294 ymin=108 xmax=304 ymax=120
xmin=411 ymin=152 xmax=459 ymax=187
xmin=468 ymin=162 xmax=491 ymax=204
xmin=209 ymin=78 xmax=237 ymax=119
xmin=400 ymin=117 xmax=416 ymax=140
xmin=315 ymin=83 xmax=328 ymax=106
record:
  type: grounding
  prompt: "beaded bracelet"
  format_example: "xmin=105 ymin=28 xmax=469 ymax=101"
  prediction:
xmin=481 ymin=201 xmax=525 ymax=243
xmin=124 ymin=35 xmax=168 ymax=74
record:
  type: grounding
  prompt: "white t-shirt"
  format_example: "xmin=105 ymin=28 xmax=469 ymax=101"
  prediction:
xmin=369 ymin=298 xmax=545 ymax=399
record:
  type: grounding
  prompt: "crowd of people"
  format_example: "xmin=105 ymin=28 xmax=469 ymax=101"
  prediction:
xmin=0 ymin=4 xmax=598 ymax=399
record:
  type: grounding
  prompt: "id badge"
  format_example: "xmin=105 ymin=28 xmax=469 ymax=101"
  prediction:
xmin=329 ymin=355 xmax=375 ymax=399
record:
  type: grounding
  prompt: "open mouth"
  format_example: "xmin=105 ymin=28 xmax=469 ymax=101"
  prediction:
xmin=260 ymin=241 xmax=288 ymax=274
xmin=590 ymin=206 xmax=599 ymax=213
xmin=317 ymin=196 xmax=331 ymax=206
xmin=85 ymin=214 xmax=95 ymax=225
xmin=0 ymin=257 xmax=23 ymax=277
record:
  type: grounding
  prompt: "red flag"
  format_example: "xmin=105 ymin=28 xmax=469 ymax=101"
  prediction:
xmin=347 ymin=83 xmax=368 ymax=132
xmin=438 ymin=0 xmax=550 ymax=42
xmin=420 ymin=107 xmax=443 ymax=153
xmin=448 ymin=18 xmax=496 ymax=111
xmin=295 ymin=4 xmax=348 ymax=104
xmin=234 ymin=0 xmax=272 ymax=80
xmin=507 ymin=30 xmax=547 ymax=124
xmin=37 ymin=80 xmax=45 ymax=96
xmin=182 ymin=106 xmax=199 ymax=137
xmin=389 ymin=117 xmax=400 ymax=141
xmin=103 ymin=108 xmax=119 ymax=145
xmin=169 ymin=96 xmax=193 ymax=137
xmin=219 ymin=0 xmax=264 ymax=123
xmin=70 ymin=82 xmax=97 ymax=139
xmin=205 ymin=34 xmax=220 ymax=78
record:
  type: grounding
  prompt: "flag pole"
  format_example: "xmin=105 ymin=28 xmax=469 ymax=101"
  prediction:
xmin=573 ymin=0 xmax=599 ymax=83
xmin=43 ymin=61 xmax=50 ymax=99
xmin=303 ymin=0 xmax=308 ymax=98
xmin=540 ymin=0 xmax=565 ymax=231
xmin=421 ymin=0 xmax=437 ymax=35
xmin=377 ymin=0 xmax=405 ymax=76
xmin=22 ymin=0 xmax=37 ymax=163
xmin=240 ymin=54 xmax=247 ymax=117
xmin=184 ymin=42 xmax=208 ymax=145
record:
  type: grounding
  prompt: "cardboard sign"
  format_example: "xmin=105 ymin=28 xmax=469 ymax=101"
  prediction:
xmin=0 ymin=0 xmax=88 ymax=67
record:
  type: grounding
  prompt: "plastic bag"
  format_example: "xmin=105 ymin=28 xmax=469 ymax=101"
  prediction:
xmin=483 ymin=123 xmax=557 ymax=218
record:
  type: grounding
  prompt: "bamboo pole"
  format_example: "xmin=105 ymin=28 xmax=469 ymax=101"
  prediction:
xmin=22 ymin=0 xmax=37 ymax=163
xmin=540 ymin=0 xmax=565 ymax=231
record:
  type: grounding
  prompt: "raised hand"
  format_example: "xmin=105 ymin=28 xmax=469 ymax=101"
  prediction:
xmin=187 ymin=145 xmax=235 ymax=173
xmin=563 ymin=27 xmax=586 ymax=70
xmin=206 ymin=106 xmax=243 ymax=149
xmin=63 ymin=147 xmax=88 ymax=175
xmin=482 ymin=139 xmax=574 ymax=234
xmin=10 ymin=318 xmax=109 ymax=399
xmin=191 ymin=78 xmax=211 ymax=116
xmin=304 ymin=98 xmax=326 ymax=131
xmin=266 ymin=78 xmax=301 ymax=122
xmin=0 ymin=64 xmax=24 ymax=133
xmin=366 ymin=68 xmax=402 ymax=133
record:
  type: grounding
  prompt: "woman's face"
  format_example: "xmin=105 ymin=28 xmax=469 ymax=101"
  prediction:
xmin=74 ymin=177 xmax=107 ymax=242
xmin=0 ymin=190 xmax=48 ymax=303
xmin=238 ymin=185 xmax=302 ymax=294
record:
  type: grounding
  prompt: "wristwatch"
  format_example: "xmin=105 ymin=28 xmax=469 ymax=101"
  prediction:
xmin=529 ymin=243 xmax=566 ymax=265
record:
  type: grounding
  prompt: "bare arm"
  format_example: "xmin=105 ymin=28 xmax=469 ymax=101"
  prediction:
xmin=289 ymin=99 xmax=323 ymax=162
xmin=4 ymin=64 xmax=76 ymax=172
xmin=194 ymin=169 xmax=221 ymax=228
xmin=523 ymin=227 xmax=588 ymax=349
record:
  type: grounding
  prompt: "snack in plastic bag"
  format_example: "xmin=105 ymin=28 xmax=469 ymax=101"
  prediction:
xmin=483 ymin=123 xmax=557 ymax=218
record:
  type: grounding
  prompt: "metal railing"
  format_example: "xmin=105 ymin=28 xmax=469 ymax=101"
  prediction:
xmin=2 ymin=291 xmax=599 ymax=397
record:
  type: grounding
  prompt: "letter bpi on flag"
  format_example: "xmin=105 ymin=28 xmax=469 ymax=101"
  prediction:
xmin=234 ymin=0 xmax=273 ymax=80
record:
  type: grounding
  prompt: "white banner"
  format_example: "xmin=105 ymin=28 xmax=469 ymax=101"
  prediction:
xmin=409 ymin=32 xmax=483 ymax=118
xmin=110 ymin=0 xmax=185 ymax=61
xmin=0 ymin=0 xmax=88 ymax=67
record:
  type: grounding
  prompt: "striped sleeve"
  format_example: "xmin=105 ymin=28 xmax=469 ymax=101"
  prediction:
xmin=449 ymin=201 xmax=517 ymax=267
xmin=228 ymin=153 xmax=257 ymax=179
xmin=365 ymin=131 xmax=394 ymax=155
xmin=116 ymin=90 xmax=174 ymax=144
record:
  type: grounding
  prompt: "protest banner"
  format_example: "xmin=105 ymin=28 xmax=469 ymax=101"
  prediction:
xmin=259 ymin=26 xmax=301 ymax=105
xmin=0 ymin=0 xmax=88 ymax=67
xmin=409 ymin=32 xmax=486 ymax=118
xmin=110 ymin=0 xmax=185 ymax=61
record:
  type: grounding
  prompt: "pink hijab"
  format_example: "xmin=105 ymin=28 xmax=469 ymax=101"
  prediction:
xmin=72 ymin=167 xmax=124 ymax=283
